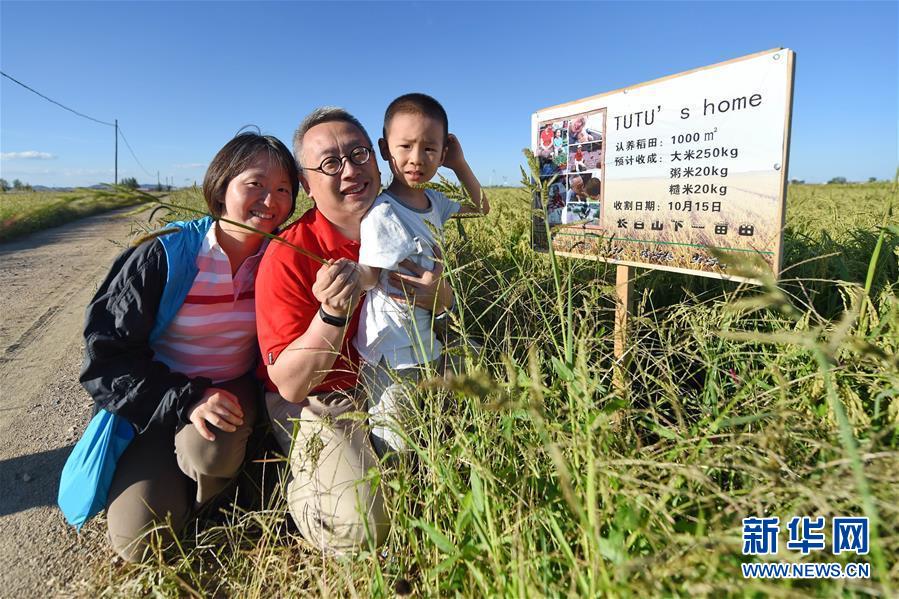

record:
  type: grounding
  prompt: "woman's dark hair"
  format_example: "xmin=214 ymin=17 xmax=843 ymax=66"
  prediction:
xmin=203 ymin=132 xmax=300 ymax=218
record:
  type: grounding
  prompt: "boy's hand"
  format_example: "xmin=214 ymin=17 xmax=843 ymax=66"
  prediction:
xmin=443 ymin=134 xmax=488 ymax=216
xmin=353 ymin=262 xmax=381 ymax=291
xmin=442 ymin=134 xmax=468 ymax=172
xmin=389 ymin=247 xmax=453 ymax=313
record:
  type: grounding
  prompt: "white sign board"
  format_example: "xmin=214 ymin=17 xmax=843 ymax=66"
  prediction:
xmin=531 ymin=48 xmax=795 ymax=281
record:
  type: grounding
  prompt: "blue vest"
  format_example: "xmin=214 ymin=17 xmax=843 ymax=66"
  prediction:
xmin=149 ymin=216 xmax=213 ymax=343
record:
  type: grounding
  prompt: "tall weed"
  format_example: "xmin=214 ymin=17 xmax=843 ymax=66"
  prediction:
xmin=89 ymin=181 xmax=898 ymax=597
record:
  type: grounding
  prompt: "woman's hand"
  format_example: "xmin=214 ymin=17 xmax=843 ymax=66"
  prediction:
xmin=189 ymin=388 xmax=244 ymax=442
xmin=312 ymin=258 xmax=361 ymax=317
xmin=389 ymin=246 xmax=454 ymax=313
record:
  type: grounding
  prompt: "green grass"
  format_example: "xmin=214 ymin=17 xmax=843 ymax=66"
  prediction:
xmin=87 ymin=181 xmax=898 ymax=597
xmin=0 ymin=189 xmax=154 ymax=243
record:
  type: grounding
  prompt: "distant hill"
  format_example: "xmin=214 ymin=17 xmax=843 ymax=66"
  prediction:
xmin=31 ymin=185 xmax=74 ymax=192
xmin=24 ymin=184 xmax=179 ymax=192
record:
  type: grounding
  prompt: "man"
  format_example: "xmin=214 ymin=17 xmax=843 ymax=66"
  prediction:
xmin=255 ymin=107 xmax=451 ymax=553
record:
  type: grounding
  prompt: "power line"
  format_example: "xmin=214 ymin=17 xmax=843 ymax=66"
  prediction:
xmin=117 ymin=126 xmax=153 ymax=178
xmin=2 ymin=70 xmax=157 ymax=183
xmin=1 ymin=70 xmax=115 ymax=127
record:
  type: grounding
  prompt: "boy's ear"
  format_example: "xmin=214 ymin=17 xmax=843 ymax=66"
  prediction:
xmin=440 ymin=144 xmax=448 ymax=165
xmin=378 ymin=138 xmax=390 ymax=161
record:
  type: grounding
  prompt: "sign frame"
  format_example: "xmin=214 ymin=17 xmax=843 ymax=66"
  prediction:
xmin=531 ymin=48 xmax=796 ymax=285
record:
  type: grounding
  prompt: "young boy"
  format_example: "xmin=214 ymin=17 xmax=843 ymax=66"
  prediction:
xmin=354 ymin=93 xmax=489 ymax=456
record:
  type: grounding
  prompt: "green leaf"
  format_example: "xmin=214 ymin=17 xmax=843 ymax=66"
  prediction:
xmin=470 ymin=470 xmax=485 ymax=514
xmin=414 ymin=520 xmax=455 ymax=555
xmin=455 ymin=495 xmax=473 ymax=535
xmin=601 ymin=398 xmax=626 ymax=414
xmin=652 ymin=424 xmax=680 ymax=441
xmin=598 ymin=533 xmax=627 ymax=565
xmin=433 ymin=554 xmax=460 ymax=576
xmin=551 ymin=356 xmax=574 ymax=382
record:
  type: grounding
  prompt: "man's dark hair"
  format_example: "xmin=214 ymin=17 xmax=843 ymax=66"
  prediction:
xmin=203 ymin=132 xmax=300 ymax=218
xmin=293 ymin=107 xmax=372 ymax=165
xmin=383 ymin=93 xmax=449 ymax=142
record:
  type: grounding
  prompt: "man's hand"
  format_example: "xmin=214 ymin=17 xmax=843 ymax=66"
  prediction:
xmin=313 ymin=258 xmax=361 ymax=317
xmin=389 ymin=246 xmax=453 ymax=313
xmin=189 ymin=388 xmax=244 ymax=442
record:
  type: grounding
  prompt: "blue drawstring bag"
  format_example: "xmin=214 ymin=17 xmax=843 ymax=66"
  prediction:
xmin=58 ymin=409 xmax=135 ymax=530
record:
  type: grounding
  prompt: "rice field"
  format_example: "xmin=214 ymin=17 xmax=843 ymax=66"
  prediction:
xmin=87 ymin=180 xmax=897 ymax=597
xmin=0 ymin=189 xmax=149 ymax=242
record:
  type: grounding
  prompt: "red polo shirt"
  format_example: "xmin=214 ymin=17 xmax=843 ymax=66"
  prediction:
xmin=255 ymin=207 xmax=362 ymax=394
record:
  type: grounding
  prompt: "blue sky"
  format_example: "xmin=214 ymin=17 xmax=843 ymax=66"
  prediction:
xmin=1 ymin=1 xmax=896 ymax=187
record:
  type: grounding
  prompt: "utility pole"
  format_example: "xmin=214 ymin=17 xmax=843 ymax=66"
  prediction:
xmin=114 ymin=119 xmax=118 ymax=185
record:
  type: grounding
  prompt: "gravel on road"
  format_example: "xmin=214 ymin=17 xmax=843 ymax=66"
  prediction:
xmin=0 ymin=207 xmax=154 ymax=598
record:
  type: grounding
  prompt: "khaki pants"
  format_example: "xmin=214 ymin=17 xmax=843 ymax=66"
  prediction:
xmin=266 ymin=389 xmax=388 ymax=554
xmin=105 ymin=375 xmax=258 ymax=562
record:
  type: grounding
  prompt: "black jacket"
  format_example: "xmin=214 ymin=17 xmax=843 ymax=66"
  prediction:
xmin=79 ymin=226 xmax=213 ymax=433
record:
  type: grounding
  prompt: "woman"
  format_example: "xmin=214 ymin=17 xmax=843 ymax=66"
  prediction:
xmin=78 ymin=132 xmax=298 ymax=561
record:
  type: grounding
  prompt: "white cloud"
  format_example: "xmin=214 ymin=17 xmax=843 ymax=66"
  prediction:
xmin=174 ymin=162 xmax=206 ymax=169
xmin=1 ymin=150 xmax=57 ymax=160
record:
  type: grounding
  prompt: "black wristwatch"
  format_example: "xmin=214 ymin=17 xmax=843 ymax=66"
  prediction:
xmin=318 ymin=305 xmax=348 ymax=327
xmin=434 ymin=297 xmax=456 ymax=320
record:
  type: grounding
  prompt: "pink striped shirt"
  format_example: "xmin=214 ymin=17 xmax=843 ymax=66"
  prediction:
xmin=152 ymin=226 xmax=266 ymax=383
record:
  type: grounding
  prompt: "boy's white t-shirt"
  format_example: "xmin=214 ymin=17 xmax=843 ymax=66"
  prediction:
xmin=355 ymin=189 xmax=460 ymax=368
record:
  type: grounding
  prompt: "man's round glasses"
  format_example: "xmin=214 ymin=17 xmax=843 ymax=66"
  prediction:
xmin=302 ymin=146 xmax=373 ymax=176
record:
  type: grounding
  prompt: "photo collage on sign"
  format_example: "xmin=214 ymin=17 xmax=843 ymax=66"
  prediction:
xmin=535 ymin=109 xmax=606 ymax=226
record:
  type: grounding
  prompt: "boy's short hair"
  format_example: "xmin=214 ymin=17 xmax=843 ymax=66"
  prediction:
xmin=203 ymin=131 xmax=300 ymax=218
xmin=383 ymin=93 xmax=449 ymax=142
xmin=585 ymin=178 xmax=601 ymax=196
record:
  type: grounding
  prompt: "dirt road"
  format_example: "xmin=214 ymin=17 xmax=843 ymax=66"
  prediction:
xmin=0 ymin=207 xmax=153 ymax=598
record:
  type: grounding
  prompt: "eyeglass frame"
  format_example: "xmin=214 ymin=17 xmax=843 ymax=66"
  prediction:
xmin=300 ymin=145 xmax=374 ymax=176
